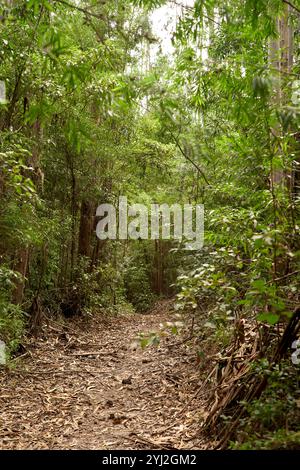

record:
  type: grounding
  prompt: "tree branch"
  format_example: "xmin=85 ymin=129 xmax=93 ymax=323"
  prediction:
xmin=169 ymin=0 xmax=221 ymax=26
xmin=168 ymin=129 xmax=210 ymax=185
xmin=53 ymin=0 xmax=105 ymax=20
xmin=282 ymin=0 xmax=300 ymax=15
xmin=271 ymin=269 xmax=300 ymax=283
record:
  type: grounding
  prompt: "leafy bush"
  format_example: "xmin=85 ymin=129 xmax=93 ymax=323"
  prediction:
xmin=230 ymin=361 xmax=300 ymax=449
xmin=123 ymin=252 xmax=156 ymax=312
xmin=70 ymin=258 xmax=134 ymax=316
xmin=0 ymin=266 xmax=25 ymax=353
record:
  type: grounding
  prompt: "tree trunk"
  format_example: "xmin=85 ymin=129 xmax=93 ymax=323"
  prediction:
xmin=65 ymin=150 xmax=77 ymax=281
xmin=78 ymin=199 xmax=94 ymax=258
xmin=268 ymin=4 xmax=293 ymax=277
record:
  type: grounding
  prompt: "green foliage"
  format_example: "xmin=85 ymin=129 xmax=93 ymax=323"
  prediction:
xmin=232 ymin=430 xmax=300 ymax=450
xmin=132 ymin=316 xmax=184 ymax=349
xmin=137 ymin=331 xmax=160 ymax=349
xmin=131 ymin=0 xmax=167 ymax=8
xmin=230 ymin=361 xmax=300 ymax=449
xmin=0 ymin=266 xmax=25 ymax=352
xmin=0 ymin=147 xmax=36 ymax=200
xmin=123 ymin=247 xmax=156 ymax=312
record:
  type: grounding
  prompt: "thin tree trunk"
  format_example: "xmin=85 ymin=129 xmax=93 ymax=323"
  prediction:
xmin=65 ymin=150 xmax=77 ymax=281
xmin=268 ymin=4 xmax=293 ymax=277
xmin=78 ymin=199 xmax=94 ymax=258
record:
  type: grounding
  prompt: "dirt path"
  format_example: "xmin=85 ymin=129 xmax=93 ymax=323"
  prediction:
xmin=0 ymin=301 xmax=206 ymax=450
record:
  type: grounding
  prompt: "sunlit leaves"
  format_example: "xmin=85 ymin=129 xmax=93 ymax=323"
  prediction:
xmin=0 ymin=147 xmax=36 ymax=200
xmin=131 ymin=0 xmax=167 ymax=9
xmin=256 ymin=312 xmax=279 ymax=324
xmin=41 ymin=28 xmax=70 ymax=61
xmin=25 ymin=100 xmax=53 ymax=125
xmin=277 ymin=107 xmax=300 ymax=131
xmin=26 ymin=0 xmax=53 ymax=14
xmin=244 ymin=0 xmax=282 ymax=36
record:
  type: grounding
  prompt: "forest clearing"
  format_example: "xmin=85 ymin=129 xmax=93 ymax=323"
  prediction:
xmin=0 ymin=0 xmax=300 ymax=454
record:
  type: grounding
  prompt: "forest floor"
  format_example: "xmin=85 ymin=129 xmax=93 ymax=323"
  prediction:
xmin=0 ymin=300 xmax=209 ymax=450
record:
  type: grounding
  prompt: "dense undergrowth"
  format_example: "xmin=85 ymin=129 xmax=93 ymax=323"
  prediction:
xmin=231 ymin=361 xmax=300 ymax=449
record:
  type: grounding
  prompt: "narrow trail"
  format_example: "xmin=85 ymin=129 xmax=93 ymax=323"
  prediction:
xmin=0 ymin=301 xmax=206 ymax=450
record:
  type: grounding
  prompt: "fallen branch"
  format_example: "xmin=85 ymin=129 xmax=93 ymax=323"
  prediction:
xmin=125 ymin=433 xmax=171 ymax=449
xmin=269 ymin=269 xmax=300 ymax=284
xmin=70 ymin=351 xmax=116 ymax=357
xmin=202 ymin=307 xmax=300 ymax=448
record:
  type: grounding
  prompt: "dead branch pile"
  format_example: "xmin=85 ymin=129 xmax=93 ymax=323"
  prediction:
xmin=201 ymin=308 xmax=300 ymax=449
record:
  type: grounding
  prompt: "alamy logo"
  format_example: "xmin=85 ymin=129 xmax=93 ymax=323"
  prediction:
xmin=0 ymin=81 xmax=6 ymax=105
xmin=291 ymin=80 xmax=300 ymax=106
xmin=95 ymin=197 xmax=204 ymax=250
xmin=291 ymin=339 xmax=300 ymax=365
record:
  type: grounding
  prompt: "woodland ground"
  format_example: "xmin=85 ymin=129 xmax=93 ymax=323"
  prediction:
xmin=0 ymin=301 xmax=208 ymax=450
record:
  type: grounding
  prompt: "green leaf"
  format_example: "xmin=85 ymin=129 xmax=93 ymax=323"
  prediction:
xmin=251 ymin=279 xmax=267 ymax=292
xmin=257 ymin=313 xmax=280 ymax=325
xmin=140 ymin=338 xmax=149 ymax=349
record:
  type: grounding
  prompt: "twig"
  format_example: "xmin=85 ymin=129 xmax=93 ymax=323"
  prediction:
xmin=179 ymin=367 xmax=215 ymax=415
xmin=70 ymin=351 xmax=116 ymax=357
xmin=282 ymin=0 xmax=300 ymax=15
xmin=125 ymin=433 xmax=170 ymax=449
xmin=168 ymin=129 xmax=211 ymax=185
xmin=53 ymin=0 xmax=105 ymax=20
xmin=169 ymin=0 xmax=222 ymax=26
xmin=10 ymin=352 xmax=30 ymax=361
xmin=167 ymin=335 xmax=194 ymax=349
xmin=271 ymin=269 xmax=300 ymax=283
